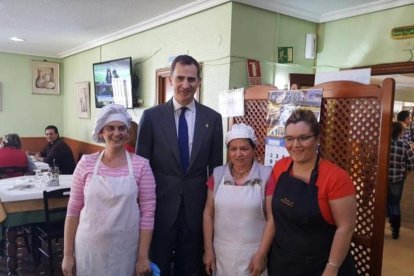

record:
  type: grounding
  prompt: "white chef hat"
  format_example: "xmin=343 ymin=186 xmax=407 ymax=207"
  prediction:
xmin=225 ymin=123 xmax=257 ymax=146
xmin=92 ymin=104 xmax=132 ymax=143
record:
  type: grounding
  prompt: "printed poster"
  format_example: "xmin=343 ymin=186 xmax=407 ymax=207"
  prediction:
xmin=264 ymin=89 xmax=323 ymax=166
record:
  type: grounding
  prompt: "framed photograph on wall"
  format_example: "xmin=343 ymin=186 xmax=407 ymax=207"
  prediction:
xmin=76 ymin=81 xmax=90 ymax=119
xmin=32 ymin=61 xmax=60 ymax=95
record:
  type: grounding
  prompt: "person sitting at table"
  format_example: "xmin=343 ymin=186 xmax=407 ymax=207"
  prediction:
xmin=0 ymin=133 xmax=36 ymax=178
xmin=31 ymin=125 xmax=76 ymax=174
xmin=62 ymin=104 xmax=156 ymax=276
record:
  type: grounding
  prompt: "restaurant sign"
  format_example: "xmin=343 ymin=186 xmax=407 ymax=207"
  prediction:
xmin=391 ymin=25 xmax=414 ymax=39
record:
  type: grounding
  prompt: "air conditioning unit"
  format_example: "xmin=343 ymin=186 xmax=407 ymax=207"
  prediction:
xmin=305 ymin=33 xmax=317 ymax=59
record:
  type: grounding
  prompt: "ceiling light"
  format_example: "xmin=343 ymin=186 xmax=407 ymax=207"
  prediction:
xmin=9 ymin=36 xmax=25 ymax=42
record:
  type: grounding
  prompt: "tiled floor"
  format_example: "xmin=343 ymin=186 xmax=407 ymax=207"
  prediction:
xmin=1 ymin=225 xmax=413 ymax=275
xmin=382 ymin=222 xmax=414 ymax=276
xmin=0 ymin=237 xmax=63 ymax=276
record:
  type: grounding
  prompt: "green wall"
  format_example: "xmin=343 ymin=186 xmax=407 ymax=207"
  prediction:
xmin=0 ymin=52 xmax=63 ymax=136
xmin=317 ymin=5 xmax=414 ymax=69
xmin=62 ymin=3 xmax=232 ymax=144
xmin=316 ymin=4 xmax=414 ymax=101
xmin=229 ymin=3 xmax=316 ymax=89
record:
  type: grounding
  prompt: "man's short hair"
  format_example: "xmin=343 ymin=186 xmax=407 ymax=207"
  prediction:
xmin=45 ymin=125 xmax=59 ymax=134
xmin=170 ymin=55 xmax=201 ymax=79
xmin=397 ymin=110 xmax=411 ymax=122
xmin=391 ymin=121 xmax=405 ymax=140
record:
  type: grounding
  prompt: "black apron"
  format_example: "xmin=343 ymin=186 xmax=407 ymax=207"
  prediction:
xmin=268 ymin=156 xmax=355 ymax=276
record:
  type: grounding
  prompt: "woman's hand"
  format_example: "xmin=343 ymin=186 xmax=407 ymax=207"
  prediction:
xmin=135 ymin=256 xmax=151 ymax=276
xmin=203 ymin=248 xmax=216 ymax=275
xmin=61 ymin=255 xmax=75 ymax=276
xmin=248 ymin=252 xmax=266 ymax=276
xmin=322 ymin=262 xmax=339 ymax=276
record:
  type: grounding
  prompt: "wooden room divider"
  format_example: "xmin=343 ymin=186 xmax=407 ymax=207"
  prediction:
xmin=229 ymin=85 xmax=277 ymax=164
xmin=230 ymin=79 xmax=395 ymax=275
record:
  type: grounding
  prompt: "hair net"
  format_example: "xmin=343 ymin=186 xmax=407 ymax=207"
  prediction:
xmin=225 ymin=123 xmax=257 ymax=145
xmin=92 ymin=104 xmax=132 ymax=143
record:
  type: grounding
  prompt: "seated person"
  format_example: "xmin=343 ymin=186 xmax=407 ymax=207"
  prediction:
xmin=31 ymin=125 xmax=76 ymax=174
xmin=0 ymin=133 xmax=35 ymax=178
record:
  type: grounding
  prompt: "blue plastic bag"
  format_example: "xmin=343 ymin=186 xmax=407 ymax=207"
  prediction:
xmin=150 ymin=262 xmax=160 ymax=276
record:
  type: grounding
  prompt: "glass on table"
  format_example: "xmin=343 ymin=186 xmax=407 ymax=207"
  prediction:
xmin=33 ymin=169 xmax=42 ymax=186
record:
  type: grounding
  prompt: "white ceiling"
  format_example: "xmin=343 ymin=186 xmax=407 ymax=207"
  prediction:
xmin=1 ymin=0 xmax=413 ymax=58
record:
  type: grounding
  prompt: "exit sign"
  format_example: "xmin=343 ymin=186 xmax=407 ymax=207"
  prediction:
xmin=278 ymin=47 xmax=293 ymax=63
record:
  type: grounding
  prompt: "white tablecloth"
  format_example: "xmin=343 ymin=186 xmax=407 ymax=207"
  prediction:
xmin=34 ymin=161 xmax=50 ymax=171
xmin=29 ymin=155 xmax=50 ymax=171
xmin=0 ymin=175 xmax=72 ymax=202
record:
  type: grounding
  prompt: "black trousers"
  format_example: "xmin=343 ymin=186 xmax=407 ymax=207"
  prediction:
xmin=150 ymin=201 xmax=203 ymax=276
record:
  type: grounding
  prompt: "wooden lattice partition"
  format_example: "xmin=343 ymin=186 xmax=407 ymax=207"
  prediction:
xmin=230 ymin=80 xmax=394 ymax=275
xmin=229 ymin=85 xmax=277 ymax=164
xmin=316 ymin=79 xmax=394 ymax=276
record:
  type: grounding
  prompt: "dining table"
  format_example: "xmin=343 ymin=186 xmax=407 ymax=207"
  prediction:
xmin=0 ymin=174 xmax=72 ymax=276
xmin=29 ymin=155 xmax=50 ymax=172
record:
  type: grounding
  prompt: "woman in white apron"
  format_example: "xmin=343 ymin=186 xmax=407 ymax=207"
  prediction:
xmin=203 ymin=123 xmax=273 ymax=276
xmin=62 ymin=104 xmax=156 ymax=276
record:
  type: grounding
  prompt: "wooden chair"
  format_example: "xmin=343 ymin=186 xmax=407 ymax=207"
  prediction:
xmin=35 ymin=188 xmax=70 ymax=276
xmin=0 ymin=166 xmax=30 ymax=258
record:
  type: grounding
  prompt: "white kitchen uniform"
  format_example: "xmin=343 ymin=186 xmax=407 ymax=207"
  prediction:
xmin=75 ymin=151 xmax=139 ymax=276
xmin=212 ymin=161 xmax=270 ymax=276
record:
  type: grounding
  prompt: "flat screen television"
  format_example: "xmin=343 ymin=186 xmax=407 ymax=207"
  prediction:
xmin=93 ymin=57 xmax=133 ymax=108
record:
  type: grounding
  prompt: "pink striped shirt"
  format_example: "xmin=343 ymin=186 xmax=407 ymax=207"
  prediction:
xmin=66 ymin=152 xmax=156 ymax=230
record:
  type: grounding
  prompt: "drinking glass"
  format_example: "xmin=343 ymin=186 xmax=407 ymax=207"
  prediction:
xmin=33 ymin=169 xmax=42 ymax=186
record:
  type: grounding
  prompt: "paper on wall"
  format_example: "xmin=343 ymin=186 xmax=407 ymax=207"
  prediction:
xmin=219 ymin=88 xmax=244 ymax=117
xmin=314 ymin=68 xmax=371 ymax=85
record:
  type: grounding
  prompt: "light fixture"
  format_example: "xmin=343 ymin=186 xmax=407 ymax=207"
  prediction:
xmin=9 ymin=36 xmax=25 ymax=42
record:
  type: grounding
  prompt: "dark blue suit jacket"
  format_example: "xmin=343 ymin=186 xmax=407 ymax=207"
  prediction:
xmin=137 ymin=99 xmax=223 ymax=233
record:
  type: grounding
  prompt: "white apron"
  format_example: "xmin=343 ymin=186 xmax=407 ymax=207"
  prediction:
xmin=75 ymin=151 xmax=140 ymax=276
xmin=213 ymin=165 xmax=268 ymax=276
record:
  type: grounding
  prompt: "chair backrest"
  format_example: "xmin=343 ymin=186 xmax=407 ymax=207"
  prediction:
xmin=0 ymin=166 xmax=28 ymax=179
xmin=42 ymin=188 xmax=70 ymax=223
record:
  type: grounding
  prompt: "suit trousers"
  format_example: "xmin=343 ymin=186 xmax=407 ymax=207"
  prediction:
xmin=151 ymin=199 xmax=203 ymax=276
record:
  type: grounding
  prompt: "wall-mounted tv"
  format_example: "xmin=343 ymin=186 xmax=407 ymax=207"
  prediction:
xmin=93 ymin=57 xmax=133 ymax=108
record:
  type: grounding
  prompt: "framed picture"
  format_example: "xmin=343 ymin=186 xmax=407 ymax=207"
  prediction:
xmin=32 ymin=61 xmax=60 ymax=95
xmin=76 ymin=82 xmax=90 ymax=119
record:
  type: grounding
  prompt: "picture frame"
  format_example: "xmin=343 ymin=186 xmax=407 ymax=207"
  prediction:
xmin=32 ymin=61 xmax=60 ymax=95
xmin=76 ymin=81 xmax=90 ymax=119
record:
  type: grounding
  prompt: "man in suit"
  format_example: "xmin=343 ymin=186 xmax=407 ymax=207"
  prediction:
xmin=137 ymin=55 xmax=223 ymax=275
